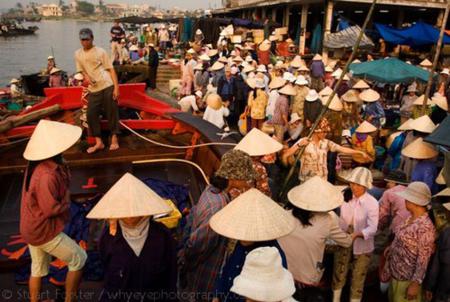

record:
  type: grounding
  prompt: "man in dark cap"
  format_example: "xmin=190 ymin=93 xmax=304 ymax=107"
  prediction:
xmin=74 ymin=28 xmax=120 ymax=153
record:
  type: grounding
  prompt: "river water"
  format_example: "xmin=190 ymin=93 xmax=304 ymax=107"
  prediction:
xmin=0 ymin=20 xmax=113 ymax=86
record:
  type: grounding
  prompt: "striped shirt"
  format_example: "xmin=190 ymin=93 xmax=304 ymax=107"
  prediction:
xmin=179 ymin=185 xmax=230 ymax=299
xmin=339 ymin=192 xmax=379 ymax=255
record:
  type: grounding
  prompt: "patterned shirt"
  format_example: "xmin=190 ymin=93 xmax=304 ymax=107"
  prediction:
xmin=298 ymin=139 xmax=338 ymax=182
xmin=272 ymin=95 xmax=289 ymax=126
xmin=387 ymin=214 xmax=435 ymax=283
xmin=378 ymin=185 xmax=410 ymax=235
xmin=339 ymin=192 xmax=379 ymax=255
xmin=179 ymin=185 xmax=230 ymax=297
xmin=247 ymin=159 xmax=271 ymax=197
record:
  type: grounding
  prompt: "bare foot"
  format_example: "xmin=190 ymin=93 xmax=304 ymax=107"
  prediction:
xmin=109 ymin=143 xmax=119 ymax=151
xmin=110 ymin=135 xmax=119 ymax=151
xmin=87 ymin=143 xmax=105 ymax=154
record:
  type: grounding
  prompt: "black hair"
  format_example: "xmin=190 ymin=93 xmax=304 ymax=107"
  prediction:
xmin=286 ymin=203 xmax=312 ymax=227
xmin=25 ymin=154 xmax=63 ymax=191
xmin=210 ymin=175 xmax=229 ymax=192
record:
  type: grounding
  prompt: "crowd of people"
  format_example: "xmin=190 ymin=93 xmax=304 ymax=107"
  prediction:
xmin=14 ymin=21 xmax=450 ymax=302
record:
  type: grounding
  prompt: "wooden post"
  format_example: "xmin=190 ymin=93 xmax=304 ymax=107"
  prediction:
xmin=261 ymin=7 xmax=266 ymax=20
xmin=284 ymin=5 xmax=291 ymax=28
xmin=279 ymin=0 xmax=379 ymax=201
xmin=271 ymin=7 xmax=277 ymax=22
xmin=322 ymin=0 xmax=334 ymax=62
xmin=299 ymin=4 xmax=309 ymax=55
xmin=422 ymin=3 xmax=450 ymax=116
xmin=436 ymin=8 xmax=445 ymax=27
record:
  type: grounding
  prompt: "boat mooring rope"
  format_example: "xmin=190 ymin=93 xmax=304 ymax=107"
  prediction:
xmin=133 ymin=158 xmax=210 ymax=185
xmin=119 ymin=120 xmax=237 ymax=149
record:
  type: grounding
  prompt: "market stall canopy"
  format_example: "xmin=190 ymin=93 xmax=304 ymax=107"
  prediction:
xmin=424 ymin=115 xmax=450 ymax=148
xmin=375 ymin=21 xmax=450 ymax=47
xmin=349 ymin=58 xmax=432 ymax=84
xmin=323 ymin=26 xmax=374 ymax=49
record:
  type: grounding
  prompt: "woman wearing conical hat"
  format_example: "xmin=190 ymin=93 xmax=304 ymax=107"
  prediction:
xmin=402 ymin=138 xmax=439 ymax=194
xmin=20 ymin=120 xmax=86 ymax=302
xmin=87 ymin=173 xmax=177 ymax=302
xmin=278 ymin=177 xmax=352 ymax=300
xmin=283 ymin=118 xmax=371 ymax=183
xmin=209 ymin=189 xmax=295 ymax=302
xmin=341 ymin=89 xmax=361 ymax=130
xmin=351 ymin=121 xmax=377 ymax=167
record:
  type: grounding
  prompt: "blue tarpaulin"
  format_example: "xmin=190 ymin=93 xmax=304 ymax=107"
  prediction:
xmin=349 ymin=58 xmax=432 ymax=83
xmin=375 ymin=21 xmax=450 ymax=47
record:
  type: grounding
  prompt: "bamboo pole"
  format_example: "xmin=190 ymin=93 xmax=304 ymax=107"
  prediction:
xmin=421 ymin=3 xmax=450 ymax=116
xmin=279 ymin=0 xmax=378 ymax=200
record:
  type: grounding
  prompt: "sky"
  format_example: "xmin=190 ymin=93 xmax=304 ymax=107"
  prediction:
xmin=0 ymin=0 xmax=223 ymax=10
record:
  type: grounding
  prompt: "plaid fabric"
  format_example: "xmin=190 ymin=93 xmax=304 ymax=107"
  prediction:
xmin=179 ymin=186 xmax=229 ymax=301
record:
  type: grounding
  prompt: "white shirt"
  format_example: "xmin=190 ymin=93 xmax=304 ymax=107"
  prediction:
xmin=178 ymin=95 xmax=199 ymax=112
xmin=203 ymin=106 xmax=230 ymax=129
xmin=266 ymin=90 xmax=280 ymax=118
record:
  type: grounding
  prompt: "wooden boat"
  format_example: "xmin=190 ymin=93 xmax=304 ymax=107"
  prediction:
xmin=0 ymin=83 xmax=237 ymax=272
xmin=0 ymin=26 xmax=38 ymax=37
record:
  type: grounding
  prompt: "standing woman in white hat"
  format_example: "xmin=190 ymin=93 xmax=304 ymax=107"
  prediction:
xmin=332 ymin=167 xmax=379 ymax=302
xmin=21 ymin=120 xmax=87 ymax=302
xmin=351 ymin=121 xmax=377 ymax=167
xmin=230 ymin=247 xmax=297 ymax=302
xmin=278 ymin=177 xmax=352 ymax=300
xmin=383 ymin=182 xmax=436 ymax=302
xmin=180 ymin=50 xmax=196 ymax=97
xmin=87 ymin=173 xmax=177 ymax=302
xmin=209 ymin=189 xmax=296 ymax=302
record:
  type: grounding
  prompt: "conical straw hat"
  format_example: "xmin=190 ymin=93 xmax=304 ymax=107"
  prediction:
xmin=210 ymin=61 xmax=225 ymax=71
xmin=234 ymin=128 xmax=283 ymax=156
xmin=342 ymin=89 xmax=360 ymax=103
xmin=206 ymin=94 xmax=223 ymax=110
xmin=209 ymin=188 xmax=296 ymax=241
xmin=356 ymin=121 xmax=377 ymax=133
xmin=353 ymin=79 xmax=370 ymax=89
xmin=312 ymin=54 xmax=322 ymax=61
xmin=242 ymin=64 xmax=255 ymax=73
xmin=409 ymin=115 xmax=436 ymax=134
xmin=319 ymin=86 xmax=333 ymax=97
xmin=259 ymin=40 xmax=271 ymax=51
xmin=218 ymin=56 xmax=229 ymax=63
xmin=87 ymin=173 xmax=172 ymax=219
xmin=386 ymin=131 xmax=403 ymax=149
xmin=287 ymin=176 xmax=344 ymax=211
xmin=436 ymin=168 xmax=445 ymax=185
xmin=290 ymin=55 xmax=302 ymax=68
xmin=420 ymin=59 xmax=432 ymax=67
xmin=269 ymin=77 xmax=286 ymax=90
xmin=398 ymin=118 xmax=414 ymax=131
xmin=413 ymin=95 xmax=433 ymax=106
xmin=331 ymin=68 xmax=342 ymax=78
xmin=23 ymin=120 xmax=82 ymax=161
xmin=321 ymin=94 xmax=343 ymax=111
xmin=401 ymin=137 xmax=438 ymax=159
xmin=431 ymin=95 xmax=448 ymax=111
xmin=279 ymin=84 xmax=297 ymax=96
xmin=359 ymin=88 xmax=380 ymax=102
xmin=199 ymin=54 xmax=211 ymax=61
xmin=207 ymin=49 xmax=218 ymax=57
